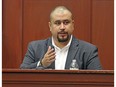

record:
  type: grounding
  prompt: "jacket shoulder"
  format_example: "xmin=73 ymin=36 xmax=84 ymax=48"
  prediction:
xmin=27 ymin=39 xmax=48 ymax=50
xmin=78 ymin=39 xmax=98 ymax=51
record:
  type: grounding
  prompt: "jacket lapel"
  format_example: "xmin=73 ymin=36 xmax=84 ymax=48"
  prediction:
xmin=65 ymin=37 xmax=79 ymax=69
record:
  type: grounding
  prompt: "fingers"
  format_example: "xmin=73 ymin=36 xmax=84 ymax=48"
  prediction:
xmin=47 ymin=46 xmax=54 ymax=54
xmin=45 ymin=46 xmax=56 ymax=61
xmin=46 ymin=54 xmax=56 ymax=62
xmin=41 ymin=46 xmax=56 ymax=67
xmin=48 ymin=58 xmax=56 ymax=63
xmin=47 ymin=51 xmax=55 ymax=58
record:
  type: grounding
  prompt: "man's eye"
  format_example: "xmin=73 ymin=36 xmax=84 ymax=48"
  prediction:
xmin=63 ymin=21 xmax=70 ymax=25
xmin=54 ymin=20 xmax=71 ymax=25
xmin=54 ymin=21 xmax=61 ymax=25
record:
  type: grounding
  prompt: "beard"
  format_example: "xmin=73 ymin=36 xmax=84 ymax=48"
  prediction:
xmin=57 ymin=32 xmax=70 ymax=42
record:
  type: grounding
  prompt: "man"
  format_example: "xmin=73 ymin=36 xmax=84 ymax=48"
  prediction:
xmin=20 ymin=6 xmax=102 ymax=70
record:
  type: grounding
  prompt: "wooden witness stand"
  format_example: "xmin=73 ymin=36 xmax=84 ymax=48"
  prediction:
xmin=2 ymin=69 xmax=114 ymax=87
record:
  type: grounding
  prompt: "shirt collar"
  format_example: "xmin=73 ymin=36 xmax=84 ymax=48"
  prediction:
xmin=52 ymin=35 xmax=72 ymax=50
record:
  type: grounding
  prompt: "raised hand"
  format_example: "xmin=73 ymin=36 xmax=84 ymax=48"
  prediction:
xmin=41 ymin=46 xmax=56 ymax=67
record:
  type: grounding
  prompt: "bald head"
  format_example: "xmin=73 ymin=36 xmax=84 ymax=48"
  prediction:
xmin=50 ymin=6 xmax=73 ymax=21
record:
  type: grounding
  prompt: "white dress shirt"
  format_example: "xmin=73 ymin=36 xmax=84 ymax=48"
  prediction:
xmin=52 ymin=35 xmax=72 ymax=70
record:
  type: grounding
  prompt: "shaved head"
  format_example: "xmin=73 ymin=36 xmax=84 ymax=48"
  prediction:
xmin=50 ymin=6 xmax=73 ymax=21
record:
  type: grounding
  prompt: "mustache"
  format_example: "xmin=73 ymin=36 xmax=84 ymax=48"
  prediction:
xmin=58 ymin=31 xmax=68 ymax=34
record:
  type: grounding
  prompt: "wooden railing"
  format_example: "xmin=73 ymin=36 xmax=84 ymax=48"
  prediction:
xmin=2 ymin=69 xmax=114 ymax=87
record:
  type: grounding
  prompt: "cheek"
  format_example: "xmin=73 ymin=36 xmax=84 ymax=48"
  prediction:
xmin=50 ymin=27 xmax=58 ymax=35
xmin=67 ymin=26 xmax=74 ymax=33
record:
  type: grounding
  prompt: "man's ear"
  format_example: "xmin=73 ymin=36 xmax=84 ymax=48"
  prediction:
xmin=72 ymin=20 xmax=74 ymax=27
xmin=48 ymin=22 xmax=52 ymax=31
xmin=72 ymin=20 xmax=75 ymax=31
xmin=72 ymin=20 xmax=74 ymax=24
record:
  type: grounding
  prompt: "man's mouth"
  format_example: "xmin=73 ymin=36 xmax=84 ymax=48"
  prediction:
xmin=57 ymin=32 xmax=69 ymax=42
xmin=58 ymin=32 xmax=68 ymax=37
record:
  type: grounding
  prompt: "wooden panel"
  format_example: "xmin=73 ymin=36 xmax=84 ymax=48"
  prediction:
xmin=2 ymin=69 xmax=114 ymax=87
xmin=2 ymin=0 xmax=114 ymax=70
xmin=92 ymin=0 xmax=114 ymax=69
xmin=23 ymin=0 xmax=91 ymax=57
xmin=2 ymin=0 xmax=23 ymax=68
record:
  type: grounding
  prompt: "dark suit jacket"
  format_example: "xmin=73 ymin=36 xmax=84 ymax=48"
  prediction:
xmin=20 ymin=37 xmax=102 ymax=70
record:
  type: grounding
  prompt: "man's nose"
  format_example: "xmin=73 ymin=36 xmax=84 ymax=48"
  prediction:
xmin=60 ymin=22 xmax=65 ymax=30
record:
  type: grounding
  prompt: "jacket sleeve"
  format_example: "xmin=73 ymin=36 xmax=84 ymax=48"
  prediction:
xmin=20 ymin=42 xmax=38 ymax=69
xmin=86 ymin=47 xmax=102 ymax=70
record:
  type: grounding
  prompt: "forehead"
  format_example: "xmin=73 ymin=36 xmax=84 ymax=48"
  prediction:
xmin=51 ymin=10 xmax=72 ymax=21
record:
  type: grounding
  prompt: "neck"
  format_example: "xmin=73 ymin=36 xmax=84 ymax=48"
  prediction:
xmin=53 ymin=38 xmax=70 ymax=49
